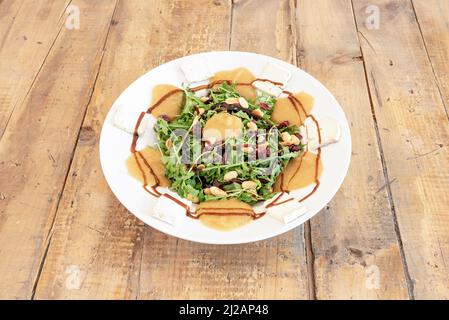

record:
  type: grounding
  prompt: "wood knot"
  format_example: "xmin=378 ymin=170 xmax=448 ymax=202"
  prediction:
xmin=79 ymin=126 xmax=96 ymax=144
xmin=348 ymin=247 xmax=363 ymax=258
xmin=330 ymin=53 xmax=363 ymax=65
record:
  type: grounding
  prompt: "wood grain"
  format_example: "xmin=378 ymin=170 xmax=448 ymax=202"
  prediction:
xmin=294 ymin=0 xmax=409 ymax=299
xmin=0 ymin=0 xmax=117 ymax=299
xmin=412 ymin=0 xmax=449 ymax=116
xmin=0 ymin=0 xmax=447 ymax=300
xmin=0 ymin=0 xmax=23 ymax=43
xmin=352 ymin=0 xmax=449 ymax=299
xmin=0 ymin=0 xmax=71 ymax=138
xmin=141 ymin=230 xmax=308 ymax=299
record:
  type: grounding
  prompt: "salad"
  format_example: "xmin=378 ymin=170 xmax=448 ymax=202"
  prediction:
xmin=154 ymin=82 xmax=304 ymax=205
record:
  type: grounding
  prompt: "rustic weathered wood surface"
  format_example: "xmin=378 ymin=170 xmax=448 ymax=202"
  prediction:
xmin=0 ymin=0 xmax=448 ymax=299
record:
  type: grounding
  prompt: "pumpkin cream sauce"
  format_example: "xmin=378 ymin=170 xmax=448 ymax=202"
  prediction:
xmin=126 ymin=147 xmax=170 ymax=187
xmin=271 ymin=92 xmax=314 ymax=126
xmin=203 ymin=112 xmax=243 ymax=141
xmin=148 ymin=84 xmax=184 ymax=119
xmin=274 ymin=152 xmax=323 ymax=192
xmin=212 ymin=67 xmax=257 ymax=101
xmin=196 ymin=199 xmax=256 ymax=231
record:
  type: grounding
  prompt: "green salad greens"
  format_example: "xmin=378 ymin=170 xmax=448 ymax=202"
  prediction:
xmin=154 ymin=82 xmax=303 ymax=204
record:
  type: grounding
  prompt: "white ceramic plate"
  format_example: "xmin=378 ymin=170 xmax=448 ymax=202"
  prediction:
xmin=99 ymin=51 xmax=351 ymax=244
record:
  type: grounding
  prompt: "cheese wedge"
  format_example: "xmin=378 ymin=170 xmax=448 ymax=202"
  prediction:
xmin=152 ymin=191 xmax=192 ymax=226
xmin=180 ymin=56 xmax=213 ymax=83
xmin=139 ymin=115 xmax=158 ymax=147
xmin=113 ymin=105 xmax=149 ymax=136
xmin=301 ymin=116 xmax=341 ymax=151
xmin=252 ymin=202 xmax=266 ymax=215
xmin=264 ymin=193 xmax=308 ymax=224
xmin=253 ymin=80 xmax=283 ymax=97
xmin=261 ymin=62 xmax=291 ymax=87
xmin=317 ymin=116 xmax=341 ymax=148
xmin=281 ymin=206 xmax=308 ymax=224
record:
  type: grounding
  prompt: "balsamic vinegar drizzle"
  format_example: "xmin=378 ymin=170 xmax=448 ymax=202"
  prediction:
xmin=147 ymin=88 xmax=183 ymax=114
xmin=129 ymin=75 xmax=322 ymax=221
xmin=266 ymin=192 xmax=294 ymax=208
xmin=187 ymin=207 xmax=266 ymax=220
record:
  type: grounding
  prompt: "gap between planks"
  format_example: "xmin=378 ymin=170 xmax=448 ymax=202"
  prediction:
xmin=30 ymin=0 xmax=120 ymax=299
xmin=228 ymin=0 xmax=234 ymax=50
xmin=349 ymin=0 xmax=415 ymax=300
xmin=304 ymin=222 xmax=317 ymax=299
xmin=289 ymin=0 xmax=316 ymax=300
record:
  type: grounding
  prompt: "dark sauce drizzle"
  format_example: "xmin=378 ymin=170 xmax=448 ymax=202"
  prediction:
xmin=187 ymin=207 xmax=265 ymax=220
xmin=130 ymin=78 xmax=322 ymax=219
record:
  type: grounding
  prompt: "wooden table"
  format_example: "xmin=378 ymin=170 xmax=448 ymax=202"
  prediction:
xmin=0 ymin=0 xmax=448 ymax=300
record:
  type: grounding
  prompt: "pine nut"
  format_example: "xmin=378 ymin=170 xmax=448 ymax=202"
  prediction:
xmin=281 ymin=132 xmax=292 ymax=143
xmin=210 ymin=186 xmax=227 ymax=197
xmin=242 ymin=181 xmax=258 ymax=190
xmin=223 ymin=171 xmax=238 ymax=181
xmin=290 ymin=134 xmax=300 ymax=146
xmin=238 ymin=97 xmax=249 ymax=108
xmin=247 ymin=121 xmax=257 ymax=131
xmin=225 ymin=97 xmax=239 ymax=104
xmin=252 ymin=109 xmax=264 ymax=118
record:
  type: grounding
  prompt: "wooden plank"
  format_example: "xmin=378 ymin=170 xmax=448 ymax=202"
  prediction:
xmin=0 ymin=0 xmax=71 ymax=138
xmin=352 ymin=0 xmax=449 ymax=299
xmin=139 ymin=0 xmax=310 ymax=300
xmin=294 ymin=0 xmax=409 ymax=299
xmin=0 ymin=0 xmax=117 ymax=299
xmin=231 ymin=0 xmax=293 ymax=61
xmin=34 ymin=0 xmax=232 ymax=299
xmin=0 ymin=0 xmax=23 ymax=44
xmin=412 ymin=0 xmax=449 ymax=116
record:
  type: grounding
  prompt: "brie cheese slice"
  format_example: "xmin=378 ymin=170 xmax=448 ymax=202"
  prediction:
xmin=316 ymin=116 xmax=341 ymax=148
xmin=265 ymin=193 xmax=308 ymax=224
xmin=261 ymin=62 xmax=291 ymax=88
xmin=113 ymin=104 xmax=149 ymax=136
xmin=152 ymin=191 xmax=192 ymax=226
xmin=253 ymin=80 xmax=283 ymax=97
xmin=281 ymin=206 xmax=308 ymax=224
xmin=139 ymin=115 xmax=158 ymax=147
xmin=300 ymin=116 xmax=341 ymax=151
xmin=180 ymin=56 xmax=213 ymax=83
xmin=252 ymin=202 xmax=266 ymax=215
